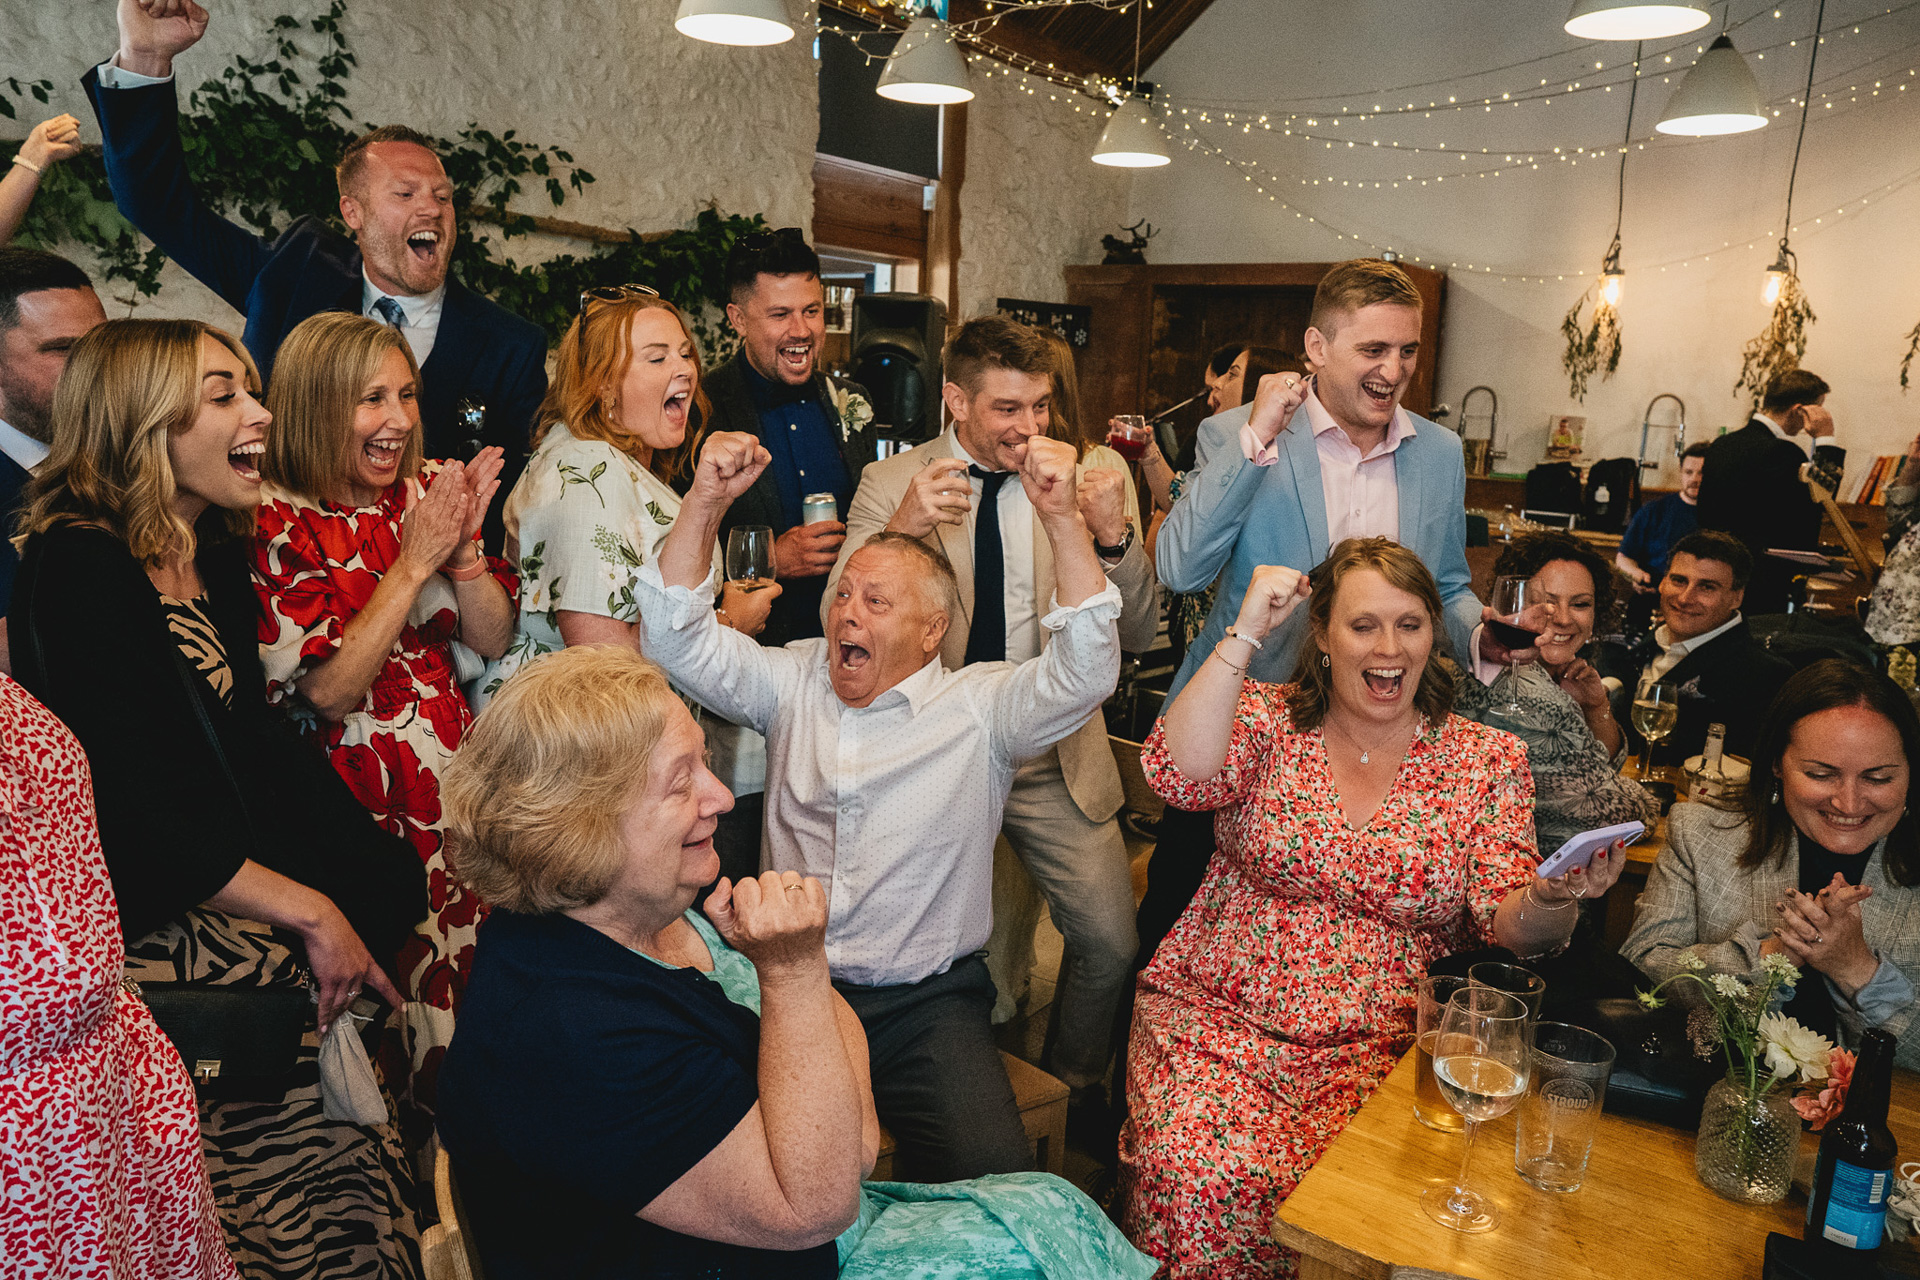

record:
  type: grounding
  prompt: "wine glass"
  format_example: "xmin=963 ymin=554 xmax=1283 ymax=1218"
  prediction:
xmin=1106 ymin=415 xmax=1152 ymax=462
xmin=1632 ymin=676 xmax=1680 ymax=780
xmin=726 ymin=525 xmax=777 ymax=592
xmin=1421 ymin=986 xmax=1531 ymax=1234
xmin=1487 ymin=575 xmax=1541 ymax=713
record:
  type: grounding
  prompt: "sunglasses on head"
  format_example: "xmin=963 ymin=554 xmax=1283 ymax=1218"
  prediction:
xmin=579 ymin=283 xmax=660 ymax=314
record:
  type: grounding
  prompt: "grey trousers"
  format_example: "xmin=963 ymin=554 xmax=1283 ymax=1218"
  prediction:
xmin=835 ymin=955 xmax=1032 ymax=1182
xmin=990 ymin=747 xmax=1139 ymax=1089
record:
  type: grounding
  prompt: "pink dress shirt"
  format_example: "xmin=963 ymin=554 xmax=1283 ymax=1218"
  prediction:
xmin=1238 ymin=387 xmax=1416 ymax=544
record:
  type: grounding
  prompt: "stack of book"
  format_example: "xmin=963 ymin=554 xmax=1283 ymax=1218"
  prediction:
xmin=1846 ymin=455 xmax=1910 ymax=505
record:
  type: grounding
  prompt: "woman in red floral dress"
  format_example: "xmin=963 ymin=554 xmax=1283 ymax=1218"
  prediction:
xmin=252 ymin=314 xmax=516 ymax=1115
xmin=1121 ymin=539 xmax=1628 ymax=1278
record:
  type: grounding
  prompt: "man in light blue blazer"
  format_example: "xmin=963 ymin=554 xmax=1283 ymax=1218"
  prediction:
xmin=1157 ymin=260 xmax=1480 ymax=707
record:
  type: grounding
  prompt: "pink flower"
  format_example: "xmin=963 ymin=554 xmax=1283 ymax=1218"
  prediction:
xmin=1793 ymin=1048 xmax=1856 ymax=1131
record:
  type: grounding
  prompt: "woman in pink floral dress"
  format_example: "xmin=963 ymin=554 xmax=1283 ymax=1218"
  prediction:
xmin=252 ymin=314 xmax=516 ymax=1116
xmin=1122 ymin=539 xmax=1628 ymax=1278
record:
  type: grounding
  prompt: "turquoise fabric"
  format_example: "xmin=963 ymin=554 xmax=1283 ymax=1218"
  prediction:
xmin=637 ymin=912 xmax=1161 ymax=1280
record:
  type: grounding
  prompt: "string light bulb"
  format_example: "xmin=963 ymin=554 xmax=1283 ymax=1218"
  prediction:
xmin=1762 ymin=245 xmax=1792 ymax=305
xmin=672 ymin=0 xmax=794 ymax=46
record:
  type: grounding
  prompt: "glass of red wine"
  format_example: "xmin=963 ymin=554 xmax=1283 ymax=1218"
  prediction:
xmin=1107 ymin=415 xmax=1152 ymax=462
xmin=1488 ymin=575 xmax=1540 ymax=712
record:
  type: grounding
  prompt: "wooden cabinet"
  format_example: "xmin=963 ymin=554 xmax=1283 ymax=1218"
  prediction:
xmin=1063 ymin=261 xmax=1447 ymax=454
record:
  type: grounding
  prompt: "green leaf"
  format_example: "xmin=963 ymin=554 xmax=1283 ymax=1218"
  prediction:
xmin=296 ymin=138 xmax=321 ymax=164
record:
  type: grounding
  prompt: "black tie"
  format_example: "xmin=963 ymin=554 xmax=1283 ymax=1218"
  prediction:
xmin=964 ymin=466 xmax=1009 ymax=666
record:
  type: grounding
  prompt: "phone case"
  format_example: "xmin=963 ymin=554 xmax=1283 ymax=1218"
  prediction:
xmin=1535 ymin=820 xmax=1645 ymax=880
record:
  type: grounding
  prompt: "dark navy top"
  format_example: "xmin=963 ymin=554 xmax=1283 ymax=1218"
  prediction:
xmin=1617 ymin=493 xmax=1699 ymax=581
xmin=742 ymin=362 xmax=851 ymax=532
xmin=436 ymin=910 xmax=837 ymax=1280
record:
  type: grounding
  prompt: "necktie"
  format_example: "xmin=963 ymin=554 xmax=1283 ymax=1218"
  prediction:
xmin=964 ymin=466 xmax=1009 ymax=666
xmin=372 ymin=296 xmax=406 ymax=329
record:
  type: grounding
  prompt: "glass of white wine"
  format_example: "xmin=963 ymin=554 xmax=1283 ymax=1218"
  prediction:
xmin=1421 ymin=986 xmax=1531 ymax=1234
xmin=1631 ymin=677 xmax=1680 ymax=780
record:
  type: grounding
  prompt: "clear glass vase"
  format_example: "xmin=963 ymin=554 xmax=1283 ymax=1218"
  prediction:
xmin=1694 ymin=1075 xmax=1801 ymax=1204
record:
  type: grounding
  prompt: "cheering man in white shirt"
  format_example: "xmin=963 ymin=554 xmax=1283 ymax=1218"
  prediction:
xmin=637 ymin=429 xmax=1123 ymax=1181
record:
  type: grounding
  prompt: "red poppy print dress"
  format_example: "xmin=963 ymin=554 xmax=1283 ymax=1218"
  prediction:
xmin=0 ymin=673 xmax=236 ymax=1279
xmin=251 ymin=464 xmax=516 ymax=1113
xmin=1121 ymin=685 xmax=1536 ymax=1279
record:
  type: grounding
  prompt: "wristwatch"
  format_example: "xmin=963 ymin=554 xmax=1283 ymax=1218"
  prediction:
xmin=1094 ymin=523 xmax=1135 ymax=560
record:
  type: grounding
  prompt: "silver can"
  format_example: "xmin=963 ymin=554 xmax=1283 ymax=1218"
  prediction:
xmin=801 ymin=492 xmax=838 ymax=526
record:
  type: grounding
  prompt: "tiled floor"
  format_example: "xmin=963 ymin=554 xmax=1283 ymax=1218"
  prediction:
xmin=991 ymin=821 xmax=1158 ymax=1198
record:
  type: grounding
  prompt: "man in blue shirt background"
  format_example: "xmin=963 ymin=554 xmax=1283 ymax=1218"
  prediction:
xmin=1616 ymin=440 xmax=1707 ymax=635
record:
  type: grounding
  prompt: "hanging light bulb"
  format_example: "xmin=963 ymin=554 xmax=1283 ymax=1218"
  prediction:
xmin=1092 ymin=96 xmax=1171 ymax=167
xmin=1564 ymin=0 xmax=1710 ymax=40
xmin=673 ymin=0 xmax=794 ymax=46
xmin=1762 ymin=244 xmax=1793 ymax=306
xmin=877 ymin=16 xmax=974 ymax=104
xmin=1601 ymin=267 xmax=1625 ymax=307
xmin=1655 ymin=35 xmax=1767 ymax=135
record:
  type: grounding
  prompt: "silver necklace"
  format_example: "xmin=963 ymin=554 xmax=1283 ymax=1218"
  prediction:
xmin=1323 ymin=715 xmax=1417 ymax=765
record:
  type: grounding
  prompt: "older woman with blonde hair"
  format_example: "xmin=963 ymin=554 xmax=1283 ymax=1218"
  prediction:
xmin=9 ymin=318 xmax=426 ymax=1278
xmin=1122 ymin=537 xmax=1629 ymax=1278
xmin=252 ymin=309 xmax=514 ymax=1116
xmin=437 ymin=644 xmax=1155 ymax=1280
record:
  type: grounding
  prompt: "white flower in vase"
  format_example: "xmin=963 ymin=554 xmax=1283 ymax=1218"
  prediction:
xmin=1758 ymin=1013 xmax=1834 ymax=1083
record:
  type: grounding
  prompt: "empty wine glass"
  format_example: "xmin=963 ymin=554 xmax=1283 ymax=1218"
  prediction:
xmin=1487 ymin=575 xmax=1541 ymax=713
xmin=726 ymin=525 xmax=776 ymax=592
xmin=1632 ymin=676 xmax=1680 ymax=780
xmin=1421 ymin=986 xmax=1531 ymax=1234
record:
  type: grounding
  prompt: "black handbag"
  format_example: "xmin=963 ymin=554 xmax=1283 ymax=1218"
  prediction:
xmin=21 ymin=561 xmax=313 ymax=1093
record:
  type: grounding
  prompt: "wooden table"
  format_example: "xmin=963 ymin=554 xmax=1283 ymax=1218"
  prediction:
xmin=1274 ymin=1049 xmax=1920 ymax=1279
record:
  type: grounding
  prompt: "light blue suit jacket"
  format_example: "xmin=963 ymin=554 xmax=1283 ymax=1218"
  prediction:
xmin=1158 ymin=402 xmax=1480 ymax=705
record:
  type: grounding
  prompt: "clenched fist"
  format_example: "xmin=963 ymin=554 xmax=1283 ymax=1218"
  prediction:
xmin=1019 ymin=435 xmax=1080 ymax=521
xmin=1077 ymin=467 xmax=1129 ymax=548
xmin=1232 ymin=564 xmax=1311 ymax=642
xmin=704 ymin=869 xmax=830 ymax=981
xmin=690 ymin=431 xmax=772 ymax=508
xmin=1245 ymin=371 xmax=1311 ymax=449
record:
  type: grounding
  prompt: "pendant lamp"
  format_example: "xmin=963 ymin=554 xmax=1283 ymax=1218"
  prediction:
xmin=674 ymin=0 xmax=795 ymax=46
xmin=1564 ymin=0 xmax=1711 ymax=40
xmin=1092 ymin=0 xmax=1169 ymax=167
xmin=1655 ymin=35 xmax=1767 ymax=135
xmin=877 ymin=15 xmax=974 ymax=105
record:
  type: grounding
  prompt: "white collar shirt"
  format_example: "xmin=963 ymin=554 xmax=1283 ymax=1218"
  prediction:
xmin=636 ymin=564 xmax=1122 ymax=987
xmin=0 ymin=418 xmax=49 ymax=473
xmin=948 ymin=427 xmax=1041 ymax=663
xmin=1647 ymin=611 xmax=1745 ymax=682
xmin=361 ymin=272 xmax=447 ymax=367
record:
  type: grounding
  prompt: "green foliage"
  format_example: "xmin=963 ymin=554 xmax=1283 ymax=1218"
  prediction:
xmin=1900 ymin=318 xmax=1920 ymax=393
xmin=1735 ymin=272 xmax=1816 ymax=409
xmin=1559 ymin=279 xmax=1622 ymax=403
xmin=1 ymin=1 xmax=758 ymax=356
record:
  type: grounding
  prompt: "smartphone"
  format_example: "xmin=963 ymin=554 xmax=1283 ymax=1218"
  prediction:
xmin=1535 ymin=820 xmax=1645 ymax=880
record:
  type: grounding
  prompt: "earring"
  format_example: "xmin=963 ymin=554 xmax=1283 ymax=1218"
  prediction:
xmin=1321 ymin=653 xmax=1331 ymax=667
xmin=1771 ymin=784 xmax=1781 ymax=805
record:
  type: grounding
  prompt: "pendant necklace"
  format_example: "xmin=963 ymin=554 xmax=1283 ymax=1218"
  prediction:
xmin=1324 ymin=715 xmax=1415 ymax=765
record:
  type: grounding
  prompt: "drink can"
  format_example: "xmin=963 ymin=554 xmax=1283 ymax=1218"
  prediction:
xmin=802 ymin=492 xmax=838 ymax=526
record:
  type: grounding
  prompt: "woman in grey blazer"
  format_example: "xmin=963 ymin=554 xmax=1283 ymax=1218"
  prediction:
xmin=1623 ymin=660 xmax=1920 ymax=1070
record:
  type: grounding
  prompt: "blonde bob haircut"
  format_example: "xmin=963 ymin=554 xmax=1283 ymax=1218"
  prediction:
xmin=1284 ymin=536 xmax=1455 ymax=732
xmin=13 ymin=318 xmax=260 ymax=565
xmin=263 ymin=311 xmax=424 ymax=502
xmin=536 ymin=294 xmax=710 ymax=485
xmin=442 ymin=644 xmax=685 ymax=914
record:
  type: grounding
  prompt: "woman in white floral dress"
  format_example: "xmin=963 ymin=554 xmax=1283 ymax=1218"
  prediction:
xmin=482 ymin=289 xmax=777 ymax=700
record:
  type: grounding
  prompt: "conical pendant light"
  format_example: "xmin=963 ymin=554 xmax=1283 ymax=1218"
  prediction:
xmin=1655 ymin=34 xmax=1767 ymax=135
xmin=1565 ymin=0 xmax=1710 ymax=40
xmin=1092 ymin=0 xmax=1169 ymax=168
xmin=877 ymin=14 xmax=974 ymax=105
xmin=674 ymin=0 xmax=795 ymax=47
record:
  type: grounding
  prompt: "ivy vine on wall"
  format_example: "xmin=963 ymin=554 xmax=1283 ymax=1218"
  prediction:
xmin=1 ymin=0 xmax=762 ymax=361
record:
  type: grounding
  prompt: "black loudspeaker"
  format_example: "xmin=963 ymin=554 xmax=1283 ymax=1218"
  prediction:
xmin=851 ymin=292 xmax=947 ymax=443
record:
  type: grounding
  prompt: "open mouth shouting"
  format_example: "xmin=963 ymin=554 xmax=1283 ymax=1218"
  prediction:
xmin=1361 ymin=666 xmax=1406 ymax=700
xmin=228 ymin=440 xmax=265 ymax=482
xmin=664 ymin=380 xmax=692 ymax=431
xmin=777 ymin=340 xmax=814 ymax=379
xmin=406 ymin=228 xmax=441 ymax=268
xmin=1359 ymin=376 xmax=1397 ymax=411
xmin=837 ymin=640 xmax=872 ymax=672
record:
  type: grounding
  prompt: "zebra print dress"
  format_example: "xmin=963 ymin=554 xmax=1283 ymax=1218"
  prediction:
xmin=135 ymin=595 xmax=423 ymax=1280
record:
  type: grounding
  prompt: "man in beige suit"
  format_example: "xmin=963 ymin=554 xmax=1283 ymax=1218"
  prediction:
xmin=826 ymin=316 xmax=1158 ymax=1114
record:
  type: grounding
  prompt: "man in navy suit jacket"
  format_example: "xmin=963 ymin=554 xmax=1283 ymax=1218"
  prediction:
xmin=0 ymin=249 xmax=107 ymax=654
xmin=84 ymin=0 xmax=547 ymax=550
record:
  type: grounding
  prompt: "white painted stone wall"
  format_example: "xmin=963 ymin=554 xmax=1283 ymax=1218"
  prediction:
xmin=1 ymin=0 xmax=1123 ymax=348
xmin=956 ymin=67 xmax=1133 ymax=320
xmin=1134 ymin=0 xmax=1920 ymax=489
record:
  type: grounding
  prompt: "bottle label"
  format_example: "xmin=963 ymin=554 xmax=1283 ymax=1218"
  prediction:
xmin=1811 ymin=1159 xmax=1889 ymax=1249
